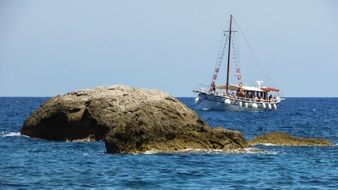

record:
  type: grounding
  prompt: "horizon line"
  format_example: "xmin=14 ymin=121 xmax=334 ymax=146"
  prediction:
xmin=0 ymin=96 xmax=337 ymax=98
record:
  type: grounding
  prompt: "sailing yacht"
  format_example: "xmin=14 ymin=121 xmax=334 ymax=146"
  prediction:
xmin=193 ymin=15 xmax=283 ymax=111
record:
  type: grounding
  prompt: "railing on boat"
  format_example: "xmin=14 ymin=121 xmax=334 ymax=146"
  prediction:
xmin=222 ymin=94 xmax=279 ymax=104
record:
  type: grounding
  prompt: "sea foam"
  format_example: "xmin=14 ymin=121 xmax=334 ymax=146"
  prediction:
xmin=2 ymin=131 xmax=28 ymax=137
xmin=142 ymin=147 xmax=279 ymax=155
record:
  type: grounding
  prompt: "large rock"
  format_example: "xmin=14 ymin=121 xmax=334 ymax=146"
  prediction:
xmin=248 ymin=132 xmax=333 ymax=146
xmin=21 ymin=85 xmax=248 ymax=153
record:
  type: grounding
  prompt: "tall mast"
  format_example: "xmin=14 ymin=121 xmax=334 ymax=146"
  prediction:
xmin=226 ymin=15 xmax=233 ymax=93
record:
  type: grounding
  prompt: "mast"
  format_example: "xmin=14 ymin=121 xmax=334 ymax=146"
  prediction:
xmin=226 ymin=15 xmax=233 ymax=93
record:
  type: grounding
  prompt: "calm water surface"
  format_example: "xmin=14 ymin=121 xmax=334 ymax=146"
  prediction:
xmin=0 ymin=97 xmax=337 ymax=189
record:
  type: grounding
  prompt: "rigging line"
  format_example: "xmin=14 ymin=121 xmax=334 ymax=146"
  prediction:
xmin=211 ymin=30 xmax=225 ymax=75
xmin=231 ymin=33 xmax=239 ymax=69
xmin=232 ymin=33 xmax=245 ymax=91
xmin=235 ymin=33 xmax=243 ymax=83
xmin=215 ymin=31 xmax=226 ymax=65
xmin=233 ymin=32 xmax=241 ymax=69
xmin=233 ymin=17 xmax=276 ymax=87
xmin=209 ymin=26 xmax=229 ymax=85
xmin=233 ymin=32 xmax=243 ymax=82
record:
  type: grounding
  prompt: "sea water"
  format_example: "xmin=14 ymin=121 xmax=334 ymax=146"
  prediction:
xmin=0 ymin=97 xmax=337 ymax=189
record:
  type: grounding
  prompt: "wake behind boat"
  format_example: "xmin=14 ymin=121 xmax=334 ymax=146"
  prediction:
xmin=194 ymin=15 xmax=283 ymax=111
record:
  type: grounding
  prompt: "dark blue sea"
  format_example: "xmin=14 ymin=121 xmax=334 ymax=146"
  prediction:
xmin=1 ymin=97 xmax=337 ymax=189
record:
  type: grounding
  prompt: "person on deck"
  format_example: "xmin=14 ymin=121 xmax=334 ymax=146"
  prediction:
xmin=269 ymin=94 xmax=273 ymax=102
xmin=209 ymin=81 xmax=216 ymax=93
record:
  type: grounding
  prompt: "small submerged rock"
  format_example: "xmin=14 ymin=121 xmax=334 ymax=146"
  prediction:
xmin=248 ymin=132 xmax=333 ymax=147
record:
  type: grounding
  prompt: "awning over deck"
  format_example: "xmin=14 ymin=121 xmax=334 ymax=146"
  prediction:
xmin=216 ymin=84 xmax=279 ymax=92
xmin=260 ymin=87 xmax=280 ymax=92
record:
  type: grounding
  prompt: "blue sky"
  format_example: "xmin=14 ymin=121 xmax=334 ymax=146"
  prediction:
xmin=1 ymin=0 xmax=338 ymax=97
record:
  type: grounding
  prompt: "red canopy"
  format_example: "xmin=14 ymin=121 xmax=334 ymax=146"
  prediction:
xmin=260 ymin=87 xmax=280 ymax=92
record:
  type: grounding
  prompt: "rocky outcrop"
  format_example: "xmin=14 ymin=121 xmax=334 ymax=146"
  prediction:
xmin=248 ymin=132 xmax=333 ymax=146
xmin=105 ymin=125 xmax=248 ymax=154
xmin=21 ymin=85 xmax=248 ymax=153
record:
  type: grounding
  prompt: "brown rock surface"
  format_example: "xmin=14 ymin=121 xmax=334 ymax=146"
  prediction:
xmin=248 ymin=132 xmax=333 ymax=146
xmin=20 ymin=85 xmax=248 ymax=153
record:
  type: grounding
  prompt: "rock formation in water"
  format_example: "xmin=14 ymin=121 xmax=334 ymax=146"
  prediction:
xmin=248 ymin=132 xmax=333 ymax=146
xmin=21 ymin=85 xmax=248 ymax=153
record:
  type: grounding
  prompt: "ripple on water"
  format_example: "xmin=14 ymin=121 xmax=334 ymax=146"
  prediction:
xmin=0 ymin=97 xmax=338 ymax=189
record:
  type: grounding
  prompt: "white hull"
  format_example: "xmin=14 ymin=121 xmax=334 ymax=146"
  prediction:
xmin=195 ymin=93 xmax=279 ymax=111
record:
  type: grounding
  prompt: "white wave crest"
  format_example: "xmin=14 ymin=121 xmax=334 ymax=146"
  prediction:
xmin=258 ymin=143 xmax=277 ymax=146
xmin=2 ymin=132 xmax=28 ymax=137
xmin=142 ymin=147 xmax=279 ymax=155
xmin=244 ymin=147 xmax=279 ymax=155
